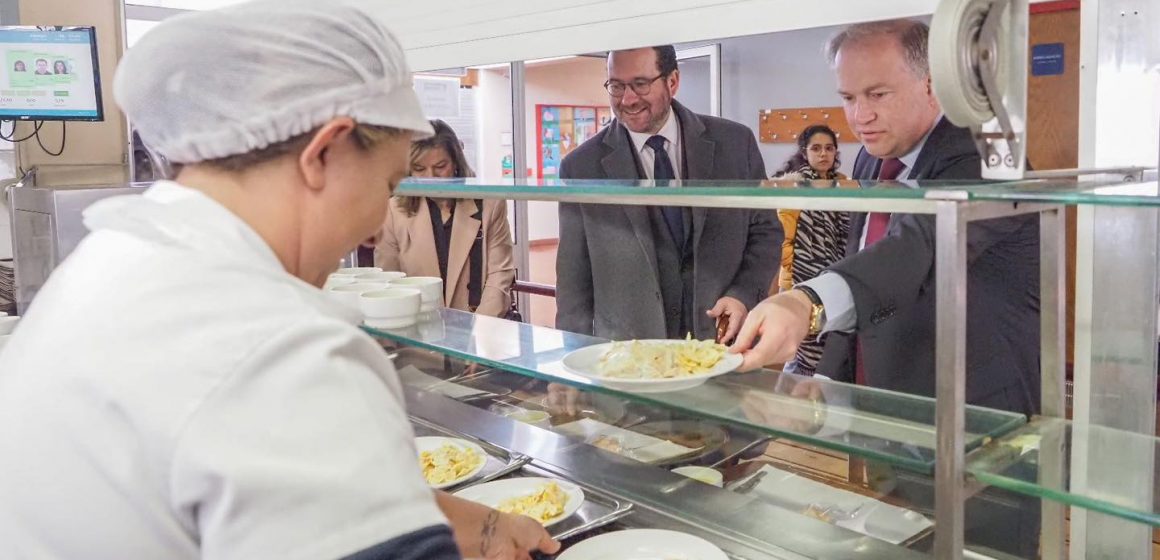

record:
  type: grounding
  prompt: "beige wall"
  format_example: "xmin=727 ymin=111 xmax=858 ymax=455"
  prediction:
xmin=475 ymin=57 xmax=608 ymax=241
xmin=521 ymin=57 xmax=608 ymax=176
xmin=476 ymin=68 xmax=512 ymax=181
xmin=15 ymin=0 xmax=128 ymax=181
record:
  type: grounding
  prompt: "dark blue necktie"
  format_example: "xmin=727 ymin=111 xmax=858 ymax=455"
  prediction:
xmin=646 ymin=135 xmax=684 ymax=249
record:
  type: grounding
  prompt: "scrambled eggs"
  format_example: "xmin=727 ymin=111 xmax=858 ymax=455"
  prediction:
xmin=597 ymin=336 xmax=726 ymax=379
xmin=497 ymin=481 xmax=569 ymax=523
xmin=420 ymin=443 xmax=483 ymax=486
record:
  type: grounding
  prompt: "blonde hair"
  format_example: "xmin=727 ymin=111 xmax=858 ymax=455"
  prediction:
xmin=396 ymin=119 xmax=475 ymax=216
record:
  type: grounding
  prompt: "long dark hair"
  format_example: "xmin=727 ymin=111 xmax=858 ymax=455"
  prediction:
xmin=396 ymin=119 xmax=475 ymax=216
xmin=776 ymin=124 xmax=841 ymax=177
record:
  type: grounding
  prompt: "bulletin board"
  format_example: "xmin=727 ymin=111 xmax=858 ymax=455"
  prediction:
xmin=536 ymin=104 xmax=613 ymax=178
xmin=758 ymin=106 xmax=854 ymax=144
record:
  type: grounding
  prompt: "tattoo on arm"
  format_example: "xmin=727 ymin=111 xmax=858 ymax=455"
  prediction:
xmin=480 ymin=510 xmax=500 ymax=557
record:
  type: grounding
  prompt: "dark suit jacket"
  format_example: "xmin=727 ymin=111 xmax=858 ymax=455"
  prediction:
xmin=555 ymin=100 xmax=781 ymax=340
xmin=817 ymin=117 xmax=1041 ymax=415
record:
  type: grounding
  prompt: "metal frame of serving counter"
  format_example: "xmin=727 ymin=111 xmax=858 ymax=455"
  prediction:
xmin=403 ymin=383 xmax=928 ymax=559
xmin=384 ymin=176 xmax=1094 ymax=559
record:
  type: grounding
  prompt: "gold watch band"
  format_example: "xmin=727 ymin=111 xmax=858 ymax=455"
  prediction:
xmin=795 ymin=286 xmax=825 ymax=337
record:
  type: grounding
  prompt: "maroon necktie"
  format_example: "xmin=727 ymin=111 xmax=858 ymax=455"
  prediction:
xmin=856 ymin=158 xmax=905 ymax=385
xmin=863 ymin=158 xmax=904 ymax=246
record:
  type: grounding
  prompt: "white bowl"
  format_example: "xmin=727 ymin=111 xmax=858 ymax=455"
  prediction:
xmin=671 ymin=466 xmax=724 ymax=487
xmin=323 ymin=275 xmax=357 ymax=290
xmin=389 ymin=276 xmax=444 ymax=312
xmin=327 ymin=282 xmax=390 ymax=309
xmin=0 ymin=316 xmax=19 ymax=336
xmin=355 ymin=271 xmax=407 ymax=283
xmin=334 ymin=266 xmax=381 ymax=276
xmin=359 ymin=288 xmax=422 ymax=328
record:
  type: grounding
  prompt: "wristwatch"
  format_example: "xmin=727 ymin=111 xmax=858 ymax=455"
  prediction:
xmin=795 ymin=285 xmax=826 ymax=337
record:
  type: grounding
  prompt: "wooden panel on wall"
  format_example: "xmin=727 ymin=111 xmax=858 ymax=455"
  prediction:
xmin=15 ymin=0 xmax=128 ymax=171
xmin=758 ymin=106 xmax=853 ymax=144
xmin=1027 ymin=3 xmax=1080 ymax=369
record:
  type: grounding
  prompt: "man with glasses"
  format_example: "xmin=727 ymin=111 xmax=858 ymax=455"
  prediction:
xmin=555 ymin=45 xmax=780 ymax=344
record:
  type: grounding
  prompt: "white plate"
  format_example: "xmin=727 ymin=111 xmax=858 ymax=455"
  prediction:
xmin=558 ymin=529 xmax=728 ymax=560
xmin=454 ymin=477 xmax=584 ymax=527
xmin=561 ymin=341 xmax=742 ymax=393
xmin=415 ymin=436 xmax=488 ymax=490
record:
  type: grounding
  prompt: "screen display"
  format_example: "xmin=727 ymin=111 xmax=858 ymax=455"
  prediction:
xmin=0 ymin=27 xmax=102 ymax=121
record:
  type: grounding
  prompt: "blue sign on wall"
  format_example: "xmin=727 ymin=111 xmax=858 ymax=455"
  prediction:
xmin=1031 ymin=43 xmax=1065 ymax=76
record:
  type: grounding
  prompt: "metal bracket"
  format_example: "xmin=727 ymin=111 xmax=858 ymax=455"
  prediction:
xmin=971 ymin=0 xmax=1026 ymax=174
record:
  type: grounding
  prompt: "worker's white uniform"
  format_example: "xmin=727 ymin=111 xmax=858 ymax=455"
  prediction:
xmin=0 ymin=181 xmax=448 ymax=559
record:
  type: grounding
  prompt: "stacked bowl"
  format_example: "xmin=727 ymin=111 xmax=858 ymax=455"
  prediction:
xmin=324 ymin=267 xmax=443 ymax=329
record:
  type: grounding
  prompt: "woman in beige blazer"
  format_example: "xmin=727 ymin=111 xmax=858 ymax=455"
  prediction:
xmin=375 ymin=120 xmax=515 ymax=317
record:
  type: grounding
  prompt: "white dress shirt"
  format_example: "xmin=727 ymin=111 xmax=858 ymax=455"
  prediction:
xmin=626 ymin=107 xmax=682 ymax=180
xmin=800 ymin=119 xmax=939 ymax=333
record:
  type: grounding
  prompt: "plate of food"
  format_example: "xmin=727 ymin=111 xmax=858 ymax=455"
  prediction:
xmin=454 ymin=477 xmax=584 ymax=527
xmin=416 ymin=436 xmax=488 ymax=489
xmin=561 ymin=338 xmax=742 ymax=393
xmin=557 ymin=529 xmax=728 ymax=560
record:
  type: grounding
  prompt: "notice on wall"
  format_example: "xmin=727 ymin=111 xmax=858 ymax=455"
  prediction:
xmin=1031 ymin=43 xmax=1065 ymax=77
xmin=414 ymin=76 xmax=460 ymax=117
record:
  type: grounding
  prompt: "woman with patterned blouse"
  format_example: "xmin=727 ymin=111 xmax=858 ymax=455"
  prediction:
xmin=771 ymin=124 xmax=850 ymax=375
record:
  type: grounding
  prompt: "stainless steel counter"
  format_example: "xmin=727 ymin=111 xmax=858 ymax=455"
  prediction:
xmin=403 ymin=384 xmax=927 ymax=560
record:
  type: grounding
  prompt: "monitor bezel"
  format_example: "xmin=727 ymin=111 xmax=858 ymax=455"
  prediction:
xmin=0 ymin=25 xmax=104 ymax=123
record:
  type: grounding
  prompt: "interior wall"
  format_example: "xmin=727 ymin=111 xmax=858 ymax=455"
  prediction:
xmin=476 ymin=68 xmax=512 ymax=181
xmin=15 ymin=0 xmax=128 ymax=175
xmin=716 ymin=24 xmax=909 ymax=176
xmin=476 ymin=57 xmax=608 ymax=241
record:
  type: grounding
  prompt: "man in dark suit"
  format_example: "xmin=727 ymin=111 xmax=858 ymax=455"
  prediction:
xmin=732 ymin=20 xmax=1040 ymax=417
xmin=556 ymin=46 xmax=780 ymax=343
xmin=732 ymin=20 xmax=1040 ymax=558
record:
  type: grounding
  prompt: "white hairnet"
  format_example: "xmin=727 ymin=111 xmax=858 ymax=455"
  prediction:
xmin=114 ymin=0 xmax=433 ymax=164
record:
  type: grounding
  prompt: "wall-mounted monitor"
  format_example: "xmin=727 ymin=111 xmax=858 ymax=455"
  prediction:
xmin=0 ymin=26 xmax=103 ymax=121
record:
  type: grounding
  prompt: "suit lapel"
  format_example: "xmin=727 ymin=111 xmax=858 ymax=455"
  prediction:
xmin=602 ymin=123 xmax=660 ymax=284
xmin=600 ymin=122 xmax=644 ymax=179
xmin=411 ymin=201 xmax=442 ymax=278
xmin=673 ymin=101 xmax=714 ymax=251
xmin=445 ymin=199 xmax=481 ymax=303
xmin=906 ymin=117 xmax=952 ymax=180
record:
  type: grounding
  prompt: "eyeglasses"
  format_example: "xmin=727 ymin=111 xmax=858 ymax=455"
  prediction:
xmin=604 ymin=74 xmax=667 ymax=97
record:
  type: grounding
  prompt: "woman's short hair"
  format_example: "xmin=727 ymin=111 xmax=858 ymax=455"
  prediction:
xmin=396 ymin=119 xmax=474 ymax=216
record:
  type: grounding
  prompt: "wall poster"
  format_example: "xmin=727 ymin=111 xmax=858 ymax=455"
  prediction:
xmin=536 ymin=104 xmax=611 ymax=178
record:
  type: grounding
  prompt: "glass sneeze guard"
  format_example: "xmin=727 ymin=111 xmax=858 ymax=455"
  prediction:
xmin=366 ymin=309 xmax=1026 ymax=474
xmin=394 ymin=177 xmax=1152 ymax=208
xmin=967 ymin=416 xmax=1160 ymax=527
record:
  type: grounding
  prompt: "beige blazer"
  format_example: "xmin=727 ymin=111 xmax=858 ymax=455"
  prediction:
xmin=375 ymin=198 xmax=515 ymax=317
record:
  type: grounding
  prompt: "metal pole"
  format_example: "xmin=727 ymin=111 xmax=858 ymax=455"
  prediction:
xmin=509 ymin=61 xmax=531 ymax=319
xmin=1038 ymin=207 xmax=1068 ymax=559
xmin=935 ymin=200 xmax=967 ymax=560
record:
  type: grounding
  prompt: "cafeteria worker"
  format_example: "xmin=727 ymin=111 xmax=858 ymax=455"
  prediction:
xmin=0 ymin=2 xmax=557 ymax=559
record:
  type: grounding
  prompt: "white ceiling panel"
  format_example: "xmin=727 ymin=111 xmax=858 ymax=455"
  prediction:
xmin=126 ymin=0 xmax=1057 ymax=71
